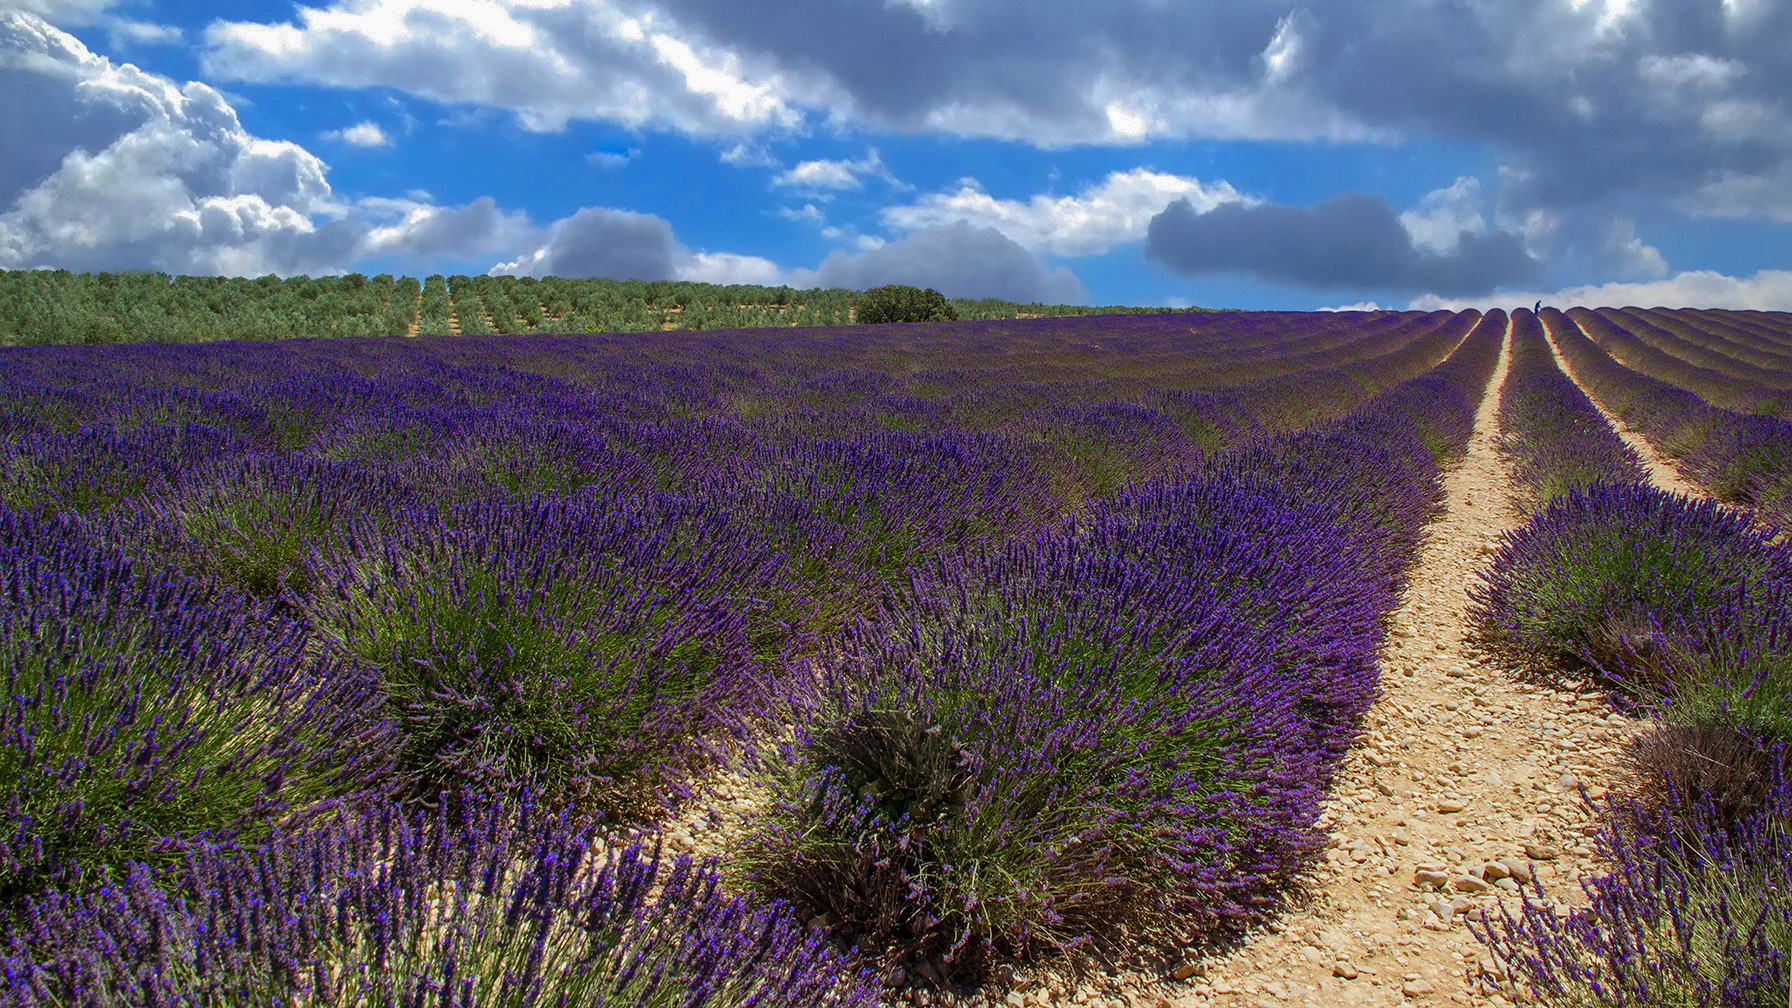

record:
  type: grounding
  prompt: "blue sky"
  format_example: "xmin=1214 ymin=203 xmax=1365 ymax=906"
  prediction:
xmin=4 ymin=0 xmax=1792 ymax=310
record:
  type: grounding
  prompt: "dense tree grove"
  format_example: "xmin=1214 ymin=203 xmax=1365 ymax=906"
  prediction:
xmin=853 ymin=284 xmax=960 ymax=324
xmin=0 ymin=269 xmax=1211 ymax=346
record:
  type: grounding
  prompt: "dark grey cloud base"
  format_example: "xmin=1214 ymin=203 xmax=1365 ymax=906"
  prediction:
xmin=1145 ymin=193 xmax=1542 ymax=296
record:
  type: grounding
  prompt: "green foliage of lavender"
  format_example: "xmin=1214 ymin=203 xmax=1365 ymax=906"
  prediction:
xmin=0 ymin=510 xmax=399 ymax=905
xmin=1 ymin=791 xmax=878 ymax=1007
xmin=305 ymin=494 xmax=783 ymax=819
xmin=1473 ymin=781 xmax=1791 ymax=1008
xmin=1470 ymin=483 xmax=1792 ymax=694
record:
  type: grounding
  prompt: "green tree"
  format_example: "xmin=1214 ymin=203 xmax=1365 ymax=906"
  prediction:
xmin=854 ymin=284 xmax=958 ymax=324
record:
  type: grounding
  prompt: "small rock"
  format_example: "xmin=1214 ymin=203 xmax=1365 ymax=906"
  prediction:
xmin=1496 ymin=857 xmax=1533 ymax=882
xmin=1403 ymin=978 xmax=1436 ymax=996
xmin=1522 ymin=843 xmax=1560 ymax=860
xmin=1334 ymin=962 xmax=1360 ymax=979
xmin=1452 ymin=874 xmax=1493 ymax=893
xmin=1436 ymin=799 xmax=1467 ymax=813
xmin=1170 ymin=962 xmax=1203 ymax=981
xmin=1480 ymin=861 xmax=1511 ymax=880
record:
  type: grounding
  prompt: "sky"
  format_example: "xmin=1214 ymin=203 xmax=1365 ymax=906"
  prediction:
xmin=3 ymin=0 xmax=1791 ymax=310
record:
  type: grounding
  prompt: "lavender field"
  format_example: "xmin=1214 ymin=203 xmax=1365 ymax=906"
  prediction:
xmin=1 ymin=304 xmax=1788 ymax=1006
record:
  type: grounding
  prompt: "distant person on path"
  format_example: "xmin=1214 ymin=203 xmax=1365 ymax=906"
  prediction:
xmin=1534 ymin=300 xmax=1542 ymax=313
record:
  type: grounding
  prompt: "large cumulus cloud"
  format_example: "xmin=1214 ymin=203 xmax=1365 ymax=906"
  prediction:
xmin=0 ymin=10 xmax=359 ymax=274
xmin=490 ymin=207 xmax=679 ymax=280
xmin=792 ymin=221 xmax=1085 ymax=302
xmin=202 ymin=0 xmax=810 ymax=135
xmin=0 ymin=11 xmax=760 ymax=280
xmin=195 ymin=0 xmax=1792 ymax=226
xmin=1145 ymin=192 xmax=1543 ymax=296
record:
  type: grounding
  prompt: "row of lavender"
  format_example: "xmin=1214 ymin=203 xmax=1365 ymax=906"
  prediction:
xmin=0 ymin=310 xmax=1486 ymax=1003
xmin=1568 ymin=308 xmax=1792 ymax=415
xmin=1494 ymin=308 xmax=1647 ymax=509
xmin=1473 ymin=313 xmax=1791 ymax=1007
xmin=1541 ymin=307 xmax=1792 ymax=529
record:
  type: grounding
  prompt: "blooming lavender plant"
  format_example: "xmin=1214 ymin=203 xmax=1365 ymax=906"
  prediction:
xmin=1469 ymin=482 xmax=1792 ymax=695
xmin=1471 ymin=777 xmax=1791 ymax=1008
xmin=1 ymin=790 xmax=878 ymax=1007
xmin=304 ymin=492 xmax=788 ymax=819
xmin=0 ymin=508 xmax=399 ymax=906
xmin=1497 ymin=309 xmax=1650 ymax=509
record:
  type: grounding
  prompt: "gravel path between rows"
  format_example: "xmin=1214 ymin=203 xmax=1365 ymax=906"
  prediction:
xmin=1539 ymin=319 xmax=1701 ymax=496
xmin=1021 ymin=317 xmax=1647 ymax=1008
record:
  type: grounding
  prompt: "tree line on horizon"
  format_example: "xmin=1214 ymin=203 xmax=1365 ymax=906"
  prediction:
xmin=0 ymin=268 xmax=1222 ymax=346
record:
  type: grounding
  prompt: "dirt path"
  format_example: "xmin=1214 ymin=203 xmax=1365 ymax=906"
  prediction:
xmin=1539 ymin=319 xmax=1701 ymax=496
xmin=1015 ymin=319 xmax=1644 ymax=1008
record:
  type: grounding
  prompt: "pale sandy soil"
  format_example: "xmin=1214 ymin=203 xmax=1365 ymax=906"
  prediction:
xmin=1539 ymin=321 xmax=1701 ymax=496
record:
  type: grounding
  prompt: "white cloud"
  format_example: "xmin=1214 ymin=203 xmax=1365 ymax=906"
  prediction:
xmin=771 ymin=148 xmax=905 ymax=191
xmin=323 ymin=120 xmax=391 ymax=146
xmin=106 ymin=19 xmax=181 ymax=45
xmin=8 ymin=0 xmax=179 ymax=47
xmin=776 ymin=203 xmax=825 ymax=223
xmin=676 ymin=249 xmax=782 ymax=285
xmin=1408 ymin=269 xmax=1792 ymax=311
xmin=0 ymin=12 xmax=536 ymax=276
xmin=586 ymin=146 xmax=640 ymax=169
xmin=202 ymin=0 xmax=811 ymax=135
xmin=359 ymin=194 xmax=534 ymax=260
xmin=0 ymin=11 xmax=346 ymax=274
xmin=1398 ymin=177 xmax=1488 ymax=255
xmin=1600 ymin=218 xmax=1668 ymax=279
xmin=1258 ymin=12 xmax=1307 ymax=84
xmin=773 ymin=159 xmax=858 ymax=189
xmin=718 ymin=140 xmax=777 ymax=167
xmin=880 ymin=168 xmax=1250 ymax=257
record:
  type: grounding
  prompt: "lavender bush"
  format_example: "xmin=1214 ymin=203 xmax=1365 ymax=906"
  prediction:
xmin=1 ymin=790 xmax=877 ymax=1007
xmin=1470 ymin=482 xmax=1792 ymax=695
xmin=304 ymin=493 xmax=789 ymax=819
xmin=0 ymin=508 xmax=398 ymax=905
xmin=738 ymin=506 xmax=1340 ymax=986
